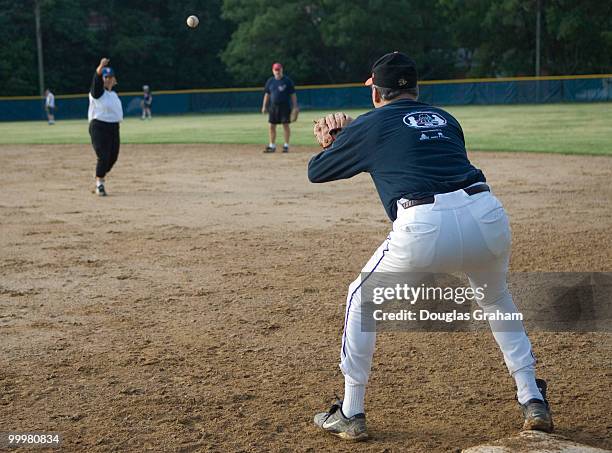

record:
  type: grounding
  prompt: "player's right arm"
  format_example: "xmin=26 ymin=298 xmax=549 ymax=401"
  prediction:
xmin=262 ymin=78 xmax=271 ymax=113
xmin=91 ymin=58 xmax=109 ymax=99
xmin=288 ymin=78 xmax=298 ymax=111
xmin=90 ymin=73 xmax=104 ymax=99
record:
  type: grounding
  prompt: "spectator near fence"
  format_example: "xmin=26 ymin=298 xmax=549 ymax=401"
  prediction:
xmin=44 ymin=89 xmax=55 ymax=125
xmin=141 ymin=85 xmax=153 ymax=120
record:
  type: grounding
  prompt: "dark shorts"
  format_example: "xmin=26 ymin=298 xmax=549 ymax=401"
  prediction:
xmin=268 ymin=103 xmax=291 ymax=124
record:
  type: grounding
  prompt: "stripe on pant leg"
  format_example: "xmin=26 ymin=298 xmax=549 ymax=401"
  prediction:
xmin=341 ymin=240 xmax=390 ymax=358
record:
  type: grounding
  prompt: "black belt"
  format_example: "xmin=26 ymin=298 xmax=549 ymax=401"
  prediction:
xmin=400 ymin=184 xmax=490 ymax=210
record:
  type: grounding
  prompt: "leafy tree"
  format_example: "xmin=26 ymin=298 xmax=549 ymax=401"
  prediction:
xmin=221 ymin=0 xmax=456 ymax=84
xmin=221 ymin=0 xmax=328 ymax=85
xmin=0 ymin=0 xmax=609 ymax=95
xmin=543 ymin=0 xmax=612 ymax=74
xmin=100 ymin=0 xmax=233 ymax=91
xmin=39 ymin=0 xmax=100 ymax=95
xmin=441 ymin=0 xmax=612 ymax=77
xmin=0 ymin=0 xmax=233 ymax=95
xmin=317 ymin=0 xmax=456 ymax=80
xmin=0 ymin=0 xmax=39 ymax=95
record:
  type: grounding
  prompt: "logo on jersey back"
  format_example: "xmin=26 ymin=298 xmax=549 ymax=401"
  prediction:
xmin=403 ymin=111 xmax=447 ymax=128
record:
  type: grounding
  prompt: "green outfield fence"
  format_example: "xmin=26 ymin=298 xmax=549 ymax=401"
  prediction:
xmin=0 ymin=74 xmax=610 ymax=122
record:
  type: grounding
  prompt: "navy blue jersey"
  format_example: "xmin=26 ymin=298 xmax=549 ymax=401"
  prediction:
xmin=264 ymin=76 xmax=295 ymax=105
xmin=308 ymin=98 xmax=486 ymax=221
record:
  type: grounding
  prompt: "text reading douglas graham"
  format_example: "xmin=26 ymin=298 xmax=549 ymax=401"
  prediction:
xmin=372 ymin=309 xmax=523 ymax=323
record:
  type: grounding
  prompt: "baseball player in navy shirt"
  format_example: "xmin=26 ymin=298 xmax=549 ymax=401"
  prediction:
xmin=310 ymin=52 xmax=553 ymax=441
xmin=262 ymin=63 xmax=299 ymax=153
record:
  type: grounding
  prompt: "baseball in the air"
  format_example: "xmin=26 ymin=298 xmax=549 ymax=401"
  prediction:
xmin=186 ymin=15 xmax=199 ymax=28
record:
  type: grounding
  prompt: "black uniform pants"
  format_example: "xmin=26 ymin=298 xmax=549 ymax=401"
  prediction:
xmin=89 ymin=119 xmax=120 ymax=178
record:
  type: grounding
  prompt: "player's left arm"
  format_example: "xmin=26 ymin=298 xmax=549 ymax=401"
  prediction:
xmin=289 ymin=79 xmax=298 ymax=111
xmin=290 ymin=93 xmax=299 ymax=122
xmin=308 ymin=115 xmax=376 ymax=183
xmin=290 ymin=93 xmax=298 ymax=110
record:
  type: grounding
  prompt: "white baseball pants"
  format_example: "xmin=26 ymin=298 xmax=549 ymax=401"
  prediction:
xmin=340 ymin=185 xmax=536 ymax=386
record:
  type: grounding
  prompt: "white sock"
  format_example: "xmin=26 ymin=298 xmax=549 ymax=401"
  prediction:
xmin=283 ymin=143 xmax=289 ymax=147
xmin=342 ymin=381 xmax=366 ymax=417
xmin=514 ymin=367 xmax=543 ymax=404
xmin=96 ymin=179 xmax=104 ymax=188
xmin=268 ymin=143 xmax=276 ymax=148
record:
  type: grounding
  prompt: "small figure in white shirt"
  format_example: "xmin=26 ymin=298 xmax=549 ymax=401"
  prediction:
xmin=44 ymin=88 xmax=55 ymax=125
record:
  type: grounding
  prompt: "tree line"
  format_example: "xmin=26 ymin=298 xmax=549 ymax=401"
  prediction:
xmin=0 ymin=0 xmax=610 ymax=96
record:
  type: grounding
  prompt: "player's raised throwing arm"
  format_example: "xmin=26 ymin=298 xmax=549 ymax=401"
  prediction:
xmin=90 ymin=58 xmax=110 ymax=99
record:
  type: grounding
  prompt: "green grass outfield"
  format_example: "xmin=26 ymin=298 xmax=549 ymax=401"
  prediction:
xmin=0 ymin=103 xmax=610 ymax=155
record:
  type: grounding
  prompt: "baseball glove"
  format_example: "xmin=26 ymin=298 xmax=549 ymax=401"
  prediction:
xmin=290 ymin=107 xmax=299 ymax=123
xmin=313 ymin=112 xmax=353 ymax=148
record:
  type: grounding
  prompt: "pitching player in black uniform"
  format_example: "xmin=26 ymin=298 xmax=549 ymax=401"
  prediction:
xmin=88 ymin=58 xmax=123 ymax=196
xmin=309 ymin=52 xmax=553 ymax=441
xmin=262 ymin=62 xmax=299 ymax=153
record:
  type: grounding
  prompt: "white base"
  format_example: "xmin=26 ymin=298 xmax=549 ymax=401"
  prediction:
xmin=462 ymin=430 xmax=609 ymax=453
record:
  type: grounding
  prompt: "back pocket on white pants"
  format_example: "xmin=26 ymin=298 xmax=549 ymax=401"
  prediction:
xmin=476 ymin=206 xmax=511 ymax=257
xmin=390 ymin=222 xmax=440 ymax=268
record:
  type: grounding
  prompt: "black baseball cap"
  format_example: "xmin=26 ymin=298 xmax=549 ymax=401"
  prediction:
xmin=365 ymin=51 xmax=418 ymax=89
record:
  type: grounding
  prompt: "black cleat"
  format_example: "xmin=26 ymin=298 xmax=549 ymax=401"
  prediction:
xmin=520 ymin=379 xmax=553 ymax=433
xmin=263 ymin=146 xmax=276 ymax=153
xmin=282 ymin=144 xmax=289 ymax=153
xmin=96 ymin=184 xmax=107 ymax=197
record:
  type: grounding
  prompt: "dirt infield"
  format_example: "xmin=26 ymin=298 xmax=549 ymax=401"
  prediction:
xmin=1 ymin=144 xmax=610 ymax=452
